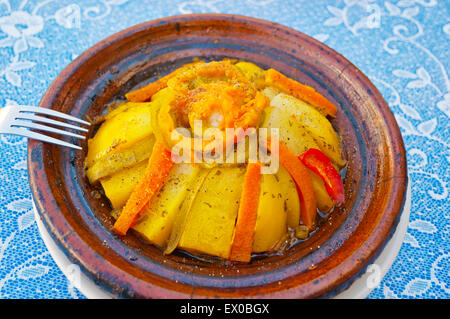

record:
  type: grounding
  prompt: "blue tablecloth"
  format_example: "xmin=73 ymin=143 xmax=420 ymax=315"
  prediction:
xmin=0 ymin=0 xmax=448 ymax=299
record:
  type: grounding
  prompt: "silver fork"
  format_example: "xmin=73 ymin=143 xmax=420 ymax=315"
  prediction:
xmin=0 ymin=105 xmax=90 ymax=150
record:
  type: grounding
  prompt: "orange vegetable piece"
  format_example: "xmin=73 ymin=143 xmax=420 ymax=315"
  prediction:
xmin=268 ymin=140 xmax=317 ymax=229
xmin=229 ymin=162 xmax=263 ymax=262
xmin=113 ymin=141 xmax=175 ymax=235
xmin=265 ymin=68 xmax=337 ymax=117
xmin=125 ymin=61 xmax=203 ymax=102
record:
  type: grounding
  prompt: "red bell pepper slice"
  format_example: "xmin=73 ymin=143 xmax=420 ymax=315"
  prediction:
xmin=299 ymin=148 xmax=345 ymax=203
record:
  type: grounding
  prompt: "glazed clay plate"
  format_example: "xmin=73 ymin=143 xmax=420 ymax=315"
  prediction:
xmin=28 ymin=14 xmax=408 ymax=298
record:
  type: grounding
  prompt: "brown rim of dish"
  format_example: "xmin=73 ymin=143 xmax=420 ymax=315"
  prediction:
xmin=28 ymin=14 xmax=407 ymax=298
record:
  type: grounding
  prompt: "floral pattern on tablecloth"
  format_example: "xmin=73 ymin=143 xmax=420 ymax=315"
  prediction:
xmin=0 ymin=0 xmax=448 ymax=299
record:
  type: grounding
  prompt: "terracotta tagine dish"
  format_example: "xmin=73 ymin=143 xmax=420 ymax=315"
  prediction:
xmin=28 ymin=14 xmax=407 ymax=298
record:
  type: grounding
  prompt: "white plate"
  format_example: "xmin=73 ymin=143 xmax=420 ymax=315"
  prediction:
xmin=33 ymin=204 xmax=113 ymax=299
xmin=34 ymin=180 xmax=411 ymax=299
xmin=335 ymin=179 xmax=411 ymax=298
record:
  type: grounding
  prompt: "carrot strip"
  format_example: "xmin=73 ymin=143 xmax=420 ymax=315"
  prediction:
xmin=229 ymin=162 xmax=263 ymax=262
xmin=113 ymin=141 xmax=175 ymax=235
xmin=125 ymin=61 xmax=203 ymax=102
xmin=265 ymin=68 xmax=337 ymax=117
xmin=268 ymin=140 xmax=317 ymax=229
xmin=125 ymin=78 xmax=169 ymax=102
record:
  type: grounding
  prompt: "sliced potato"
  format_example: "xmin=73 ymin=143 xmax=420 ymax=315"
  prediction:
xmin=164 ymin=168 xmax=210 ymax=254
xmin=276 ymin=166 xmax=300 ymax=228
xmin=235 ymin=61 xmax=266 ymax=88
xmin=178 ymin=166 xmax=246 ymax=259
xmin=261 ymin=86 xmax=280 ymax=101
xmin=260 ymin=106 xmax=320 ymax=156
xmin=151 ymin=86 xmax=178 ymax=103
xmin=98 ymin=101 xmax=145 ymax=123
xmin=253 ymin=173 xmax=288 ymax=253
xmin=132 ymin=164 xmax=201 ymax=248
xmin=100 ymin=160 xmax=147 ymax=209
xmin=270 ymin=93 xmax=345 ymax=167
xmin=150 ymin=87 xmax=182 ymax=149
xmin=86 ymin=136 xmax=155 ymax=183
xmin=86 ymin=102 xmax=153 ymax=168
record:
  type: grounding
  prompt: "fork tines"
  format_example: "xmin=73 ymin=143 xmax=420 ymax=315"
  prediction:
xmin=2 ymin=105 xmax=90 ymax=150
